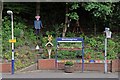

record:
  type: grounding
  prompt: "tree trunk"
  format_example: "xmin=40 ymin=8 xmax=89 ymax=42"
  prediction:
xmin=62 ymin=3 xmax=68 ymax=37
xmin=94 ymin=23 xmax=96 ymax=35
xmin=78 ymin=20 xmax=84 ymax=34
xmin=73 ymin=20 xmax=84 ymax=34
xmin=36 ymin=2 xmax=40 ymax=16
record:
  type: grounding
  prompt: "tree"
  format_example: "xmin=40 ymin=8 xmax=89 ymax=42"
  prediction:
xmin=36 ymin=2 xmax=40 ymax=16
xmin=82 ymin=2 xmax=113 ymax=34
xmin=110 ymin=2 xmax=120 ymax=32
xmin=0 ymin=0 xmax=3 ymax=26
xmin=3 ymin=2 xmax=36 ymax=19
xmin=62 ymin=2 xmax=80 ymax=37
xmin=83 ymin=2 xmax=113 ymax=19
xmin=62 ymin=3 xmax=69 ymax=37
xmin=3 ymin=2 xmax=118 ymax=37
xmin=0 ymin=0 xmax=3 ymax=58
xmin=66 ymin=2 xmax=114 ymax=35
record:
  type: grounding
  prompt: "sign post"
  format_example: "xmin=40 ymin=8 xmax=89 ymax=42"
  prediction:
xmin=45 ymin=35 xmax=53 ymax=59
xmin=104 ymin=27 xmax=112 ymax=73
xmin=56 ymin=38 xmax=84 ymax=72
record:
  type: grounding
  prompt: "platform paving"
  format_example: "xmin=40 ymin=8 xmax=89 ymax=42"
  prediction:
xmin=2 ymin=70 xmax=119 ymax=79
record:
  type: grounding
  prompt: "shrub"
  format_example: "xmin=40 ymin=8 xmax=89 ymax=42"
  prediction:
xmin=65 ymin=61 xmax=74 ymax=66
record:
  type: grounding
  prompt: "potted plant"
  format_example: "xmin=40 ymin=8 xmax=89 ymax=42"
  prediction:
xmin=64 ymin=61 xmax=74 ymax=73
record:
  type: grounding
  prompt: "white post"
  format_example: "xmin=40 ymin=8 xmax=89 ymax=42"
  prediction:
xmin=104 ymin=27 xmax=112 ymax=73
xmin=48 ymin=49 xmax=51 ymax=59
xmin=7 ymin=10 xmax=14 ymax=74
xmin=11 ymin=13 xmax=14 ymax=74
xmin=104 ymin=38 xmax=107 ymax=73
xmin=11 ymin=14 xmax=14 ymax=60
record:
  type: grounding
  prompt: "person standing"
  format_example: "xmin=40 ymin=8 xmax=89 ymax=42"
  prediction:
xmin=34 ymin=15 xmax=43 ymax=35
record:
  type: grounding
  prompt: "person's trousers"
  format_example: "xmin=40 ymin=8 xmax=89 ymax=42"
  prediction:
xmin=36 ymin=29 xmax=40 ymax=35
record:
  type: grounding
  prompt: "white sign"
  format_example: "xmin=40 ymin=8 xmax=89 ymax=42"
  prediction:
xmin=36 ymin=45 xmax=40 ymax=50
xmin=106 ymin=31 xmax=112 ymax=38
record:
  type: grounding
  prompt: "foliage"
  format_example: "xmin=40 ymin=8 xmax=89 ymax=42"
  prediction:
xmin=66 ymin=12 xmax=79 ymax=20
xmin=81 ymin=2 xmax=115 ymax=33
xmin=2 ymin=16 xmax=38 ymax=70
xmin=0 ymin=1 xmax=3 ymax=58
xmin=66 ymin=2 xmax=114 ymax=23
xmin=2 ymin=2 xmax=120 ymax=71
xmin=14 ymin=46 xmax=36 ymax=70
xmin=2 ymin=17 xmax=12 ymax=55
xmin=41 ymin=36 xmax=48 ymax=48
xmin=3 ymin=2 xmax=36 ymax=18
xmin=65 ymin=61 xmax=74 ymax=66
xmin=56 ymin=33 xmax=118 ymax=60
xmin=3 ymin=2 xmax=120 ymax=35
xmin=45 ymin=24 xmax=63 ymax=37
xmin=0 ymin=28 xmax=1 ymax=58
xmin=3 ymin=51 xmax=11 ymax=62
xmin=2 ymin=16 xmax=26 ymax=52
xmin=83 ymin=34 xmax=118 ymax=60
xmin=109 ymin=2 xmax=120 ymax=29
xmin=66 ymin=31 xmax=76 ymax=37
xmin=57 ymin=50 xmax=79 ymax=59
xmin=52 ymin=23 xmax=64 ymax=37
xmin=82 ymin=2 xmax=113 ymax=19
xmin=58 ymin=42 xmax=82 ymax=49
xmin=66 ymin=3 xmax=79 ymax=20
xmin=107 ymin=39 xmax=117 ymax=59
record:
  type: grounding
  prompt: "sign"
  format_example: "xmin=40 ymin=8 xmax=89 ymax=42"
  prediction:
xmin=45 ymin=42 xmax=53 ymax=47
xmin=48 ymin=35 xmax=53 ymax=42
xmin=56 ymin=37 xmax=84 ymax=72
xmin=45 ymin=42 xmax=53 ymax=59
xmin=36 ymin=45 xmax=40 ymax=50
xmin=57 ymin=38 xmax=83 ymax=42
xmin=9 ymin=39 xmax=16 ymax=43
xmin=106 ymin=31 xmax=112 ymax=38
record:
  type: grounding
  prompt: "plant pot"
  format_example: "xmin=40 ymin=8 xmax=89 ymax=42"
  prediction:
xmin=64 ymin=65 xmax=74 ymax=73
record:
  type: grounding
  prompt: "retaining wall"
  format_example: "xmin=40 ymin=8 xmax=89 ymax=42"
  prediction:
xmin=38 ymin=59 xmax=120 ymax=72
xmin=0 ymin=63 xmax=11 ymax=73
xmin=37 ymin=59 xmax=56 ymax=70
xmin=1 ymin=59 xmax=119 ymax=73
xmin=111 ymin=59 xmax=120 ymax=72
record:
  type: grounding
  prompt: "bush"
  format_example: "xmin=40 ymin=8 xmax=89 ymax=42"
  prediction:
xmin=56 ymin=33 xmax=119 ymax=60
xmin=65 ymin=61 xmax=74 ymax=66
xmin=2 ymin=16 xmax=37 ymax=70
